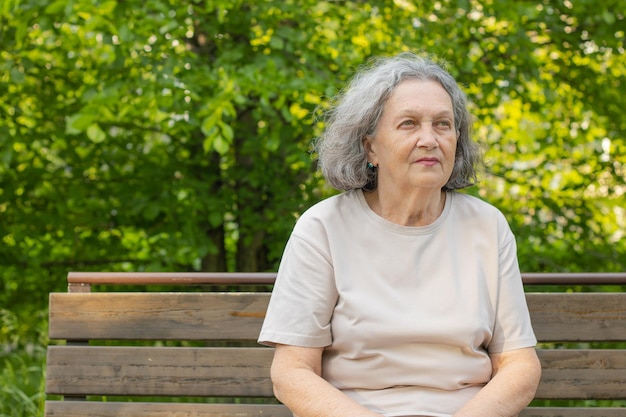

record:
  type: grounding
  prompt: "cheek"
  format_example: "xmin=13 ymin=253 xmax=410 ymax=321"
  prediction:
xmin=443 ymin=141 xmax=459 ymax=167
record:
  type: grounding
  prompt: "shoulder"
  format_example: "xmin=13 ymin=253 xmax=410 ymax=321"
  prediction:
xmin=449 ymin=192 xmax=513 ymax=238
xmin=450 ymin=192 xmax=507 ymax=219
xmin=289 ymin=190 xmax=361 ymax=240
xmin=297 ymin=190 xmax=360 ymax=222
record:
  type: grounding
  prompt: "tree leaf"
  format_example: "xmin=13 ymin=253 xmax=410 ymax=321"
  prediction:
xmin=86 ymin=123 xmax=106 ymax=143
xmin=65 ymin=113 xmax=95 ymax=135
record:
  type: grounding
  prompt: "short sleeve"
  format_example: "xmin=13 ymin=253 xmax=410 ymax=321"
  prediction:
xmin=258 ymin=218 xmax=339 ymax=347
xmin=488 ymin=235 xmax=537 ymax=353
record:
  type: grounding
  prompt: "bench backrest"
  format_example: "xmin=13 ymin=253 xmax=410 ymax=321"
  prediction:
xmin=45 ymin=272 xmax=626 ymax=417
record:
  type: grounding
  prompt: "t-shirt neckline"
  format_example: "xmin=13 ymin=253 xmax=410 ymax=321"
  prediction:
xmin=354 ymin=188 xmax=453 ymax=235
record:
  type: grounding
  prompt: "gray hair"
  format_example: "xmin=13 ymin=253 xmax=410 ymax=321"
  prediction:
xmin=315 ymin=52 xmax=482 ymax=191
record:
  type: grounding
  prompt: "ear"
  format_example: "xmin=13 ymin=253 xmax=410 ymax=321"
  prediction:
xmin=362 ymin=135 xmax=377 ymax=165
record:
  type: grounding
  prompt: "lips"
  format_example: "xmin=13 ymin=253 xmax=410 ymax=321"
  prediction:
xmin=415 ymin=157 xmax=440 ymax=166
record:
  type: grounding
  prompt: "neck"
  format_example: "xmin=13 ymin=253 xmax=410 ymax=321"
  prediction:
xmin=364 ymin=188 xmax=446 ymax=227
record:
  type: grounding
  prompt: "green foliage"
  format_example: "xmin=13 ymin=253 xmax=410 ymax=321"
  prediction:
xmin=1 ymin=0 xmax=624 ymax=287
xmin=0 ymin=1 xmax=624 ymax=414
xmin=0 ymin=352 xmax=46 ymax=417
xmin=0 ymin=309 xmax=47 ymax=417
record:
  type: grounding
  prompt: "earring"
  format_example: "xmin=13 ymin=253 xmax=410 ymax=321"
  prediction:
xmin=367 ymin=162 xmax=375 ymax=169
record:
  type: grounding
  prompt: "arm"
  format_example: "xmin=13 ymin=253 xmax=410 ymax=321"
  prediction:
xmin=453 ymin=347 xmax=541 ymax=417
xmin=271 ymin=344 xmax=383 ymax=417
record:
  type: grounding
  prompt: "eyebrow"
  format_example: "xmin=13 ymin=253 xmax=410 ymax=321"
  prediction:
xmin=394 ymin=108 xmax=455 ymax=120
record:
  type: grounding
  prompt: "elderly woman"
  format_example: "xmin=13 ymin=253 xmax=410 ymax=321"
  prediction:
xmin=258 ymin=52 xmax=541 ymax=417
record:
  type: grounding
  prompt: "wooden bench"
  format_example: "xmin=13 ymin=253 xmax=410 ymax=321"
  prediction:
xmin=45 ymin=272 xmax=626 ymax=417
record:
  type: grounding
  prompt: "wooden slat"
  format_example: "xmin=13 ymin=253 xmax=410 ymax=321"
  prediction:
xmin=46 ymin=346 xmax=274 ymax=397
xmin=67 ymin=271 xmax=278 ymax=286
xmin=522 ymin=272 xmax=626 ymax=285
xmin=520 ymin=408 xmax=626 ymax=417
xmin=48 ymin=292 xmax=269 ymax=341
xmin=43 ymin=402 xmax=626 ymax=417
xmin=46 ymin=345 xmax=626 ymax=401
xmin=527 ymin=293 xmax=626 ymax=342
xmin=45 ymin=402 xmax=291 ymax=417
xmin=535 ymin=349 xmax=626 ymax=399
xmin=49 ymin=292 xmax=626 ymax=342
xmin=65 ymin=271 xmax=626 ymax=286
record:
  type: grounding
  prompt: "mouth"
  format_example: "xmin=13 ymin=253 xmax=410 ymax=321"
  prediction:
xmin=415 ymin=157 xmax=440 ymax=166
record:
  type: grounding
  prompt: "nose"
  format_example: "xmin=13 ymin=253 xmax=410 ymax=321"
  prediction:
xmin=416 ymin=125 xmax=438 ymax=149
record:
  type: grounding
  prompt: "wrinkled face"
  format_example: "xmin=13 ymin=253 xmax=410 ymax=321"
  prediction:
xmin=364 ymin=79 xmax=458 ymax=194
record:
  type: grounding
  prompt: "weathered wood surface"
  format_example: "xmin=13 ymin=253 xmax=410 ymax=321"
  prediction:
xmin=43 ymin=402 xmax=626 ymax=417
xmin=67 ymin=271 xmax=278 ymax=287
xmin=520 ymin=408 xmax=626 ymax=417
xmin=46 ymin=346 xmax=625 ymax=400
xmin=48 ymin=292 xmax=269 ymax=341
xmin=535 ymin=350 xmax=626 ymax=399
xmin=46 ymin=346 xmax=274 ymax=397
xmin=45 ymin=402 xmax=291 ymax=417
xmin=49 ymin=292 xmax=626 ymax=342
xmin=44 ymin=402 xmax=626 ymax=417
xmin=527 ymin=293 xmax=626 ymax=342
xmin=66 ymin=271 xmax=626 ymax=286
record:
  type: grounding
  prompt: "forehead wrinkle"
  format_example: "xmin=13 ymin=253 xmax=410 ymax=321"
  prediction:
xmin=387 ymin=96 xmax=454 ymax=118
xmin=390 ymin=107 xmax=455 ymax=123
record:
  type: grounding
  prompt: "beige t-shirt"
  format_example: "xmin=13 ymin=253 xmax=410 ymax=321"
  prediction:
xmin=258 ymin=189 xmax=537 ymax=417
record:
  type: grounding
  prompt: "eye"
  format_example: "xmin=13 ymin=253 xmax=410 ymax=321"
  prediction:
xmin=399 ymin=119 xmax=416 ymax=128
xmin=435 ymin=120 xmax=453 ymax=129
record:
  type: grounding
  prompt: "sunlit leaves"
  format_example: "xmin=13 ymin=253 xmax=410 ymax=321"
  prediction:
xmin=0 ymin=0 xmax=624 ymax=315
